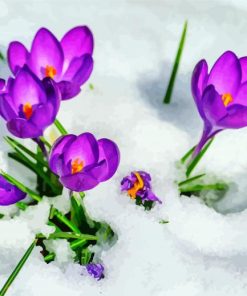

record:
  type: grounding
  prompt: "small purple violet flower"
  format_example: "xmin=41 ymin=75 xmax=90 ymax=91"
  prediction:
xmin=7 ymin=26 xmax=94 ymax=100
xmin=86 ymin=263 xmax=104 ymax=280
xmin=0 ymin=66 xmax=60 ymax=139
xmin=192 ymin=51 xmax=247 ymax=157
xmin=49 ymin=133 xmax=120 ymax=192
xmin=0 ymin=176 xmax=26 ymax=206
xmin=121 ymin=171 xmax=161 ymax=204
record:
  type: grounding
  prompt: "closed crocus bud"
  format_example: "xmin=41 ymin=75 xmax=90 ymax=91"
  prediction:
xmin=8 ymin=26 xmax=94 ymax=100
xmin=0 ymin=176 xmax=26 ymax=206
xmin=49 ymin=132 xmax=120 ymax=192
xmin=0 ymin=65 xmax=61 ymax=139
xmin=86 ymin=263 xmax=104 ymax=280
xmin=191 ymin=51 xmax=247 ymax=157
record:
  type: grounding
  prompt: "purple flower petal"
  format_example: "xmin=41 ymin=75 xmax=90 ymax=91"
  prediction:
xmin=235 ymin=82 xmax=247 ymax=106
xmin=71 ymin=54 xmax=94 ymax=86
xmin=97 ymin=138 xmax=120 ymax=182
xmin=7 ymin=41 xmax=29 ymax=75
xmin=57 ymin=81 xmax=81 ymax=100
xmin=207 ymin=51 xmax=241 ymax=96
xmin=0 ymin=176 xmax=26 ymax=206
xmin=29 ymin=28 xmax=64 ymax=79
xmin=0 ymin=94 xmax=18 ymax=121
xmin=191 ymin=59 xmax=208 ymax=117
xmin=218 ymin=104 xmax=247 ymax=128
xmin=63 ymin=132 xmax=99 ymax=167
xmin=240 ymin=57 xmax=247 ymax=83
xmin=61 ymin=26 xmax=94 ymax=71
xmin=42 ymin=78 xmax=61 ymax=117
xmin=10 ymin=66 xmax=47 ymax=109
xmin=202 ymin=85 xmax=227 ymax=126
xmin=7 ymin=118 xmax=42 ymax=138
xmin=60 ymin=171 xmax=99 ymax=191
xmin=49 ymin=135 xmax=76 ymax=175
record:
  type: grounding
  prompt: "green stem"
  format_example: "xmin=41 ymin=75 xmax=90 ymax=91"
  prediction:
xmin=0 ymin=240 xmax=37 ymax=296
xmin=54 ymin=119 xmax=68 ymax=135
xmin=50 ymin=207 xmax=81 ymax=234
xmin=178 ymin=173 xmax=205 ymax=187
xmin=163 ymin=20 xmax=188 ymax=104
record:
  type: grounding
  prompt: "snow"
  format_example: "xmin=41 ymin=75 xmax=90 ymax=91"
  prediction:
xmin=1 ymin=0 xmax=247 ymax=295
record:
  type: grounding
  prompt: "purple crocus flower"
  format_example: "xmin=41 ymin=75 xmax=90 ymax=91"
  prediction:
xmin=192 ymin=51 xmax=247 ymax=156
xmin=121 ymin=171 xmax=161 ymax=203
xmin=86 ymin=263 xmax=104 ymax=280
xmin=0 ymin=66 xmax=60 ymax=139
xmin=0 ymin=176 xmax=26 ymax=206
xmin=7 ymin=26 xmax=94 ymax=100
xmin=49 ymin=133 xmax=120 ymax=192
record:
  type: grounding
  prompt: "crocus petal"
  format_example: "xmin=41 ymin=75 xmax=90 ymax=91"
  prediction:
xmin=30 ymin=103 xmax=54 ymax=128
xmin=207 ymin=51 xmax=241 ymax=96
xmin=191 ymin=59 xmax=208 ymax=117
xmin=97 ymin=138 xmax=120 ymax=182
xmin=57 ymin=81 xmax=81 ymax=100
xmin=60 ymin=172 xmax=99 ymax=191
xmin=49 ymin=135 xmax=76 ymax=174
xmin=29 ymin=28 xmax=64 ymax=79
xmin=0 ymin=188 xmax=26 ymax=206
xmin=0 ymin=94 xmax=18 ymax=121
xmin=71 ymin=54 xmax=94 ymax=85
xmin=7 ymin=41 xmax=29 ymax=75
xmin=235 ymin=82 xmax=247 ymax=106
xmin=42 ymin=78 xmax=61 ymax=117
xmin=240 ymin=57 xmax=247 ymax=83
xmin=64 ymin=132 xmax=99 ymax=167
xmin=202 ymin=85 xmax=227 ymax=126
xmin=11 ymin=65 xmax=47 ymax=108
xmin=61 ymin=26 xmax=94 ymax=71
xmin=7 ymin=118 xmax=42 ymax=138
xmin=218 ymin=104 xmax=247 ymax=129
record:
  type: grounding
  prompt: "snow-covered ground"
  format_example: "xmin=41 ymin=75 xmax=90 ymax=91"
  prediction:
xmin=1 ymin=0 xmax=247 ymax=295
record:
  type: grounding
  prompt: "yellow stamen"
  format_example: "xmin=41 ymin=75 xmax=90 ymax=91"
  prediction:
xmin=23 ymin=102 xmax=33 ymax=120
xmin=71 ymin=158 xmax=84 ymax=174
xmin=45 ymin=65 xmax=57 ymax=79
xmin=127 ymin=172 xmax=144 ymax=199
xmin=222 ymin=93 xmax=233 ymax=107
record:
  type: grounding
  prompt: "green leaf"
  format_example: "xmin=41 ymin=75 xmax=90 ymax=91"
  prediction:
xmin=0 ymin=213 xmax=4 ymax=219
xmin=89 ymin=83 xmax=94 ymax=90
xmin=163 ymin=20 xmax=188 ymax=104
xmin=178 ymin=174 xmax=206 ymax=187
xmin=81 ymin=248 xmax=92 ymax=265
xmin=16 ymin=202 xmax=28 ymax=211
xmin=44 ymin=252 xmax=55 ymax=263
xmin=54 ymin=119 xmax=68 ymax=135
xmin=0 ymin=171 xmax=42 ymax=202
xmin=179 ymin=182 xmax=228 ymax=193
xmin=186 ymin=138 xmax=214 ymax=178
xmin=0 ymin=239 xmax=37 ymax=296
xmin=159 ymin=220 xmax=169 ymax=224
xmin=180 ymin=145 xmax=195 ymax=164
xmin=5 ymin=137 xmax=48 ymax=167
xmin=0 ymin=52 xmax=5 ymax=61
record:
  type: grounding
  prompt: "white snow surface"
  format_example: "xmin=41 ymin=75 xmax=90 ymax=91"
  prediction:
xmin=1 ymin=0 xmax=247 ymax=295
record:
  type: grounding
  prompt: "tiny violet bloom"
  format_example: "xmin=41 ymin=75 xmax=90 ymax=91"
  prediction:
xmin=121 ymin=171 xmax=161 ymax=205
xmin=8 ymin=26 xmax=94 ymax=100
xmin=49 ymin=133 xmax=120 ymax=192
xmin=86 ymin=263 xmax=104 ymax=280
xmin=0 ymin=176 xmax=26 ymax=206
xmin=0 ymin=66 xmax=60 ymax=139
xmin=192 ymin=51 xmax=247 ymax=156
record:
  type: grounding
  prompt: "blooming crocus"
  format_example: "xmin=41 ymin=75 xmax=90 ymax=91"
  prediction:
xmin=49 ymin=132 xmax=120 ymax=192
xmin=192 ymin=51 xmax=247 ymax=156
xmin=8 ymin=26 xmax=94 ymax=100
xmin=121 ymin=171 xmax=161 ymax=203
xmin=86 ymin=263 xmax=104 ymax=280
xmin=0 ymin=176 xmax=26 ymax=206
xmin=0 ymin=66 xmax=60 ymax=138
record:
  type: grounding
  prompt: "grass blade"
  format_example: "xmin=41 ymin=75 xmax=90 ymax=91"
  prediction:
xmin=186 ymin=138 xmax=214 ymax=178
xmin=0 ymin=171 xmax=42 ymax=202
xmin=179 ymin=182 xmax=228 ymax=193
xmin=0 ymin=240 xmax=37 ymax=296
xmin=178 ymin=173 xmax=205 ymax=187
xmin=180 ymin=145 xmax=195 ymax=164
xmin=54 ymin=119 xmax=68 ymax=135
xmin=163 ymin=20 xmax=188 ymax=104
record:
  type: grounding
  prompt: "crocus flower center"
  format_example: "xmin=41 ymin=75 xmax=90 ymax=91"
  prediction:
xmin=222 ymin=93 xmax=233 ymax=107
xmin=127 ymin=172 xmax=144 ymax=199
xmin=45 ymin=65 xmax=57 ymax=79
xmin=22 ymin=102 xmax=33 ymax=119
xmin=71 ymin=158 xmax=84 ymax=174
